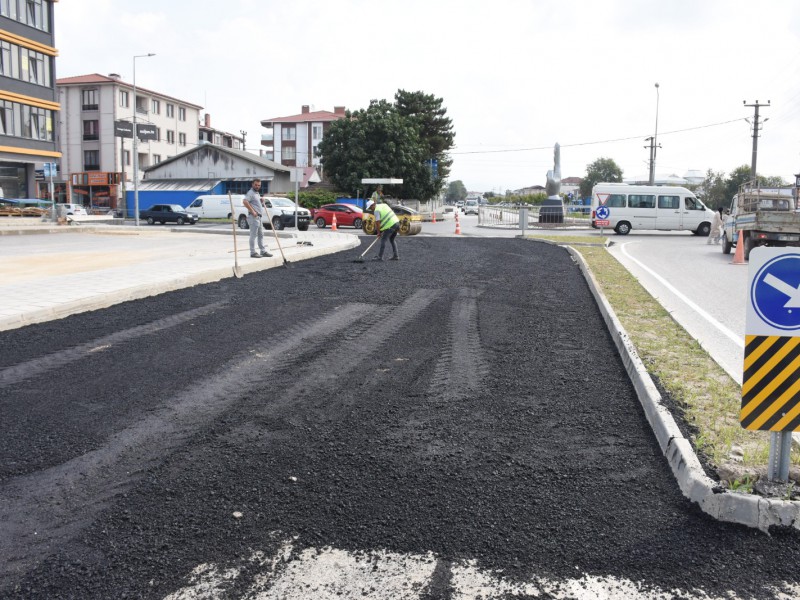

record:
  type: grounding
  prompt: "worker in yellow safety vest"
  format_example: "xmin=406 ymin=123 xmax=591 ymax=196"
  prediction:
xmin=365 ymin=199 xmax=400 ymax=261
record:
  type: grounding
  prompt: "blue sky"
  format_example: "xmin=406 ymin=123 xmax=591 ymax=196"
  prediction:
xmin=56 ymin=0 xmax=800 ymax=193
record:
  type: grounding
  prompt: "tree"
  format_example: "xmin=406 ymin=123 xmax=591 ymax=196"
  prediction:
xmin=579 ymin=158 xmax=623 ymax=198
xmin=446 ymin=180 xmax=467 ymax=202
xmin=317 ymin=91 xmax=455 ymax=201
xmin=395 ymin=89 xmax=455 ymax=194
xmin=699 ymin=169 xmax=728 ymax=210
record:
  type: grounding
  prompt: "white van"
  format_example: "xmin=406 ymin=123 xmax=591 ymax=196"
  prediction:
xmin=591 ymin=183 xmax=713 ymax=236
xmin=186 ymin=194 xmax=245 ymax=219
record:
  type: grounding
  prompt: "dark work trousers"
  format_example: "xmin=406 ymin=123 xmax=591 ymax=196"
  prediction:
xmin=378 ymin=223 xmax=400 ymax=258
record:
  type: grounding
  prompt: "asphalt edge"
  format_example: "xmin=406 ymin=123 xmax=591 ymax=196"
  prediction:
xmin=566 ymin=245 xmax=800 ymax=533
xmin=0 ymin=235 xmax=360 ymax=332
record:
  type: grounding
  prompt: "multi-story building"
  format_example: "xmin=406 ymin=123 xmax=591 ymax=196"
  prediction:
xmin=199 ymin=113 xmax=243 ymax=150
xmin=260 ymin=104 xmax=345 ymax=171
xmin=0 ymin=0 xmax=60 ymax=200
xmin=56 ymin=73 xmax=202 ymax=212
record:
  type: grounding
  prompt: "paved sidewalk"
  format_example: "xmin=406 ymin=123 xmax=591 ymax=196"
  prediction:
xmin=0 ymin=223 xmax=359 ymax=331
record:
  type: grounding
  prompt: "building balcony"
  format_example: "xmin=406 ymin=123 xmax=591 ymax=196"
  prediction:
xmin=83 ymin=134 xmax=99 ymax=141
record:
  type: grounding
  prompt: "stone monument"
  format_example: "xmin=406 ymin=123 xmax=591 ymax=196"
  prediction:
xmin=545 ymin=143 xmax=561 ymax=199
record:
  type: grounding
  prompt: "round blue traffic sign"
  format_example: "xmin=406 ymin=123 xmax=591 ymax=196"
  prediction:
xmin=596 ymin=205 xmax=610 ymax=220
xmin=750 ymin=253 xmax=800 ymax=331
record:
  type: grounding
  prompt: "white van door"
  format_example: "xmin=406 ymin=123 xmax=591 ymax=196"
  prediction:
xmin=682 ymin=196 xmax=709 ymax=231
xmin=655 ymin=193 xmax=682 ymax=230
xmin=627 ymin=193 xmax=656 ymax=230
xmin=187 ymin=197 xmax=205 ymax=217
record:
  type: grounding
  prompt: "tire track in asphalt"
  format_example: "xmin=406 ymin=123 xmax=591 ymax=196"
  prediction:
xmin=429 ymin=288 xmax=488 ymax=401
xmin=0 ymin=301 xmax=228 ymax=387
xmin=0 ymin=302 xmax=370 ymax=591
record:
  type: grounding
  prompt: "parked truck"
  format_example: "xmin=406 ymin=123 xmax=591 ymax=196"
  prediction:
xmin=721 ymin=182 xmax=800 ymax=260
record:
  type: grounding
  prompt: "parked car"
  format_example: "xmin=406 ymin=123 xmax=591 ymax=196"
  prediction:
xmin=312 ymin=203 xmax=364 ymax=229
xmin=140 ymin=204 xmax=200 ymax=225
xmin=235 ymin=196 xmax=311 ymax=231
xmin=56 ymin=203 xmax=88 ymax=216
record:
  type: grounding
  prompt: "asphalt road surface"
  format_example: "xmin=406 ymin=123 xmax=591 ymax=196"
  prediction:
xmin=1 ymin=237 xmax=799 ymax=599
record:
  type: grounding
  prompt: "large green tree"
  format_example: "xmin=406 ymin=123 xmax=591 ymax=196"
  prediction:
xmin=699 ymin=169 xmax=728 ymax=210
xmin=579 ymin=158 xmax=623 ymax=198
xmin=445 ymin=180 xmax=467 ymax=202
xmin=317 ymin=91 xmax=454 ymax=201
xmin=395 ymin=89 xmax=455 ymax=191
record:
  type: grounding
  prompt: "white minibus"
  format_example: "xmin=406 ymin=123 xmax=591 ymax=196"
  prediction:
xmin=591 ymin=183 xmax=713 ymax=236
xmin=186 ymin=194 xmax=245 ymax=219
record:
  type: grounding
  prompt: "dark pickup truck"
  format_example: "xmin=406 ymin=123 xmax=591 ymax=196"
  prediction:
xmin=140 ymin=204 xmax=200 ymax=225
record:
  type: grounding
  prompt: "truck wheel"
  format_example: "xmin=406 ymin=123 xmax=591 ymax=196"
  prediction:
xmin=238 ymin=215 xmax=249 ymax=229
xmin=298 ymin=223 xmax=309 ymax=231
xmin=722 ymin=233 xmax=732 ymax=255
xmin=147 ymin=217 xmax=155 ymax=225
xmin=744 ymin=235 xmax=755 ymax=261
xmin=272 ymin=217 xmax=284 ymax=230
xmin=615 ymin=221 xmax=631 ymax=235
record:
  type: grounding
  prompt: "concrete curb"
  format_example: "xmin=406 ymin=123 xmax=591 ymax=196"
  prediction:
xmin=566 ymin=245 xmax=800 ymax=532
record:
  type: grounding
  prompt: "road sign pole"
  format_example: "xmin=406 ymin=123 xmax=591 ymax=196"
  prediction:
xmin=767 ymin=431 xmax=792 ymax=482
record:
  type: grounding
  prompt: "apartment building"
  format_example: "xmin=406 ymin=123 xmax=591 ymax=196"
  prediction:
xmin=0 ymin=0 xmax=60 ymax=200
xmin=260 ymin=104 xmax=345 ymax=170
xmin=199 ymin=113 xmax=243 ymax=150
xmin=56 ymin=73 xmax=202 ymax=212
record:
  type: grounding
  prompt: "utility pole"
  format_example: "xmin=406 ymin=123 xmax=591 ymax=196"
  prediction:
xmin=743 ymin=100 xmax=770 ymax=181
xmin=645 ymin=136 xmax=660 ymax=184
xmin=240 ymin=130 xmax=247 ymax=152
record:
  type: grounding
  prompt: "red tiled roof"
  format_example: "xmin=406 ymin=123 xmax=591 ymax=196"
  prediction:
xmin=56 ymin=73 xmax=203 ymax=109
xmin=261 ymin=110 xmax=345 ymax=125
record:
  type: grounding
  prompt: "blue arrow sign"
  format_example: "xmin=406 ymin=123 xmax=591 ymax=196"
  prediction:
xmin=595 ymin=205 xmax=610 ymax=220
xmin=750 ymin=253 xmax=800 ymax=331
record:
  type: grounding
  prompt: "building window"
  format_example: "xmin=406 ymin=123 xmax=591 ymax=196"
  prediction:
xmin=0 ymin=100 xmax=12 ymax=135
xmin=24 ymin=0 xmax=49 ymax=31
xmin=281 ymin=127 xmax=296 ymax=141
xmin=0 ymin=41 xmax=14 ymax=78
xmin=151 ymin=99 xmax=160 ymax=115
xmin=166 ymin=103 xmax=174 ymax=118
xmin=178 ymin=107 xmax=186 ymax=121
xmin=22 ymin=104 xmax=51 ymax=140
xmin=153 ymin=154 xmax=161 ymax=164
xmin=135 ymin=95 xmax=147 ymax=115
xmin=81 ymin=89 xmax=98 ymax=111
xmin=166 ymin=130 xmax=175 ymax=144
xmin=119 ymin=90 xmax=129 ymax=108
xmin=312 ymin=124 xmax=323 ymax=140
xmin=84 ymin=150 xmax=99 ymax=171
xmin=155 ymin=127 xmax=161 ymax=142
xmin=282 ymin=146 xmax=296 ymax=160
xmin=178 ymin=132 xmax=186 ymax=146
xmin=123 ymin=150 xmax=130 ymax=166
xmin=82 ymin=119 xmax=99 ymax=141
xmin=20 ymin=48 xmax=48 ymax=85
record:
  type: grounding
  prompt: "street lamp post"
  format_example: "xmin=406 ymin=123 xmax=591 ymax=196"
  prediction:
xmin=649 ymin=82 xmax=660 ymax=185
xmin=132 ymin=53 xmax=155 ymax=226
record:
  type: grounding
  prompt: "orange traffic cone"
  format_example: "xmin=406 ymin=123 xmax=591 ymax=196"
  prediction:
xmin=732 ymin=234 xmax=747 ymax=265
xmin=331 ymin=213 xmax=338 ymax=232
xmin=432 ymin=211 xmax=437 ymax=224
xmin=455 ymin=213 xmax=461 ymax=235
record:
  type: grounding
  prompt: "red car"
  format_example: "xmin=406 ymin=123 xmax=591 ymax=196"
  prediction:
xmin=312 ymin=203 xmax=364 ymax=229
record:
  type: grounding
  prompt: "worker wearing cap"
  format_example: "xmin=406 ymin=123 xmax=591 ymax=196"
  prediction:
xmin=366 ymin=199 xmax=400 ymax=261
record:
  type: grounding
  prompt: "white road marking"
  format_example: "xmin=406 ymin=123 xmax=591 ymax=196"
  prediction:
xmin=620 ymin=242 xmax=744 ymax=348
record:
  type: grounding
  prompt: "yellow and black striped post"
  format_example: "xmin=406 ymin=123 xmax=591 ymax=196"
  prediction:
xmin=740 ymin=335 xmax=800 ymax=431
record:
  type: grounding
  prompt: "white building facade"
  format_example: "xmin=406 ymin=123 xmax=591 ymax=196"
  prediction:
xmin=56 ymin=73 xmax=202 ymax=210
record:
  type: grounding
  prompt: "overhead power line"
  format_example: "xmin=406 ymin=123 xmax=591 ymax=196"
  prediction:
xmin=449 ymin=118 xmax=746 ymax=156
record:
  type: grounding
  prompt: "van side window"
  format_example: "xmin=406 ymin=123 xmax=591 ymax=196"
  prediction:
xmin=628 ymin=194 xmax=655 ymax=209
xmin=607 ymin=194 xmax=626 ymax=207
xmin=191 ymin=199 xmax=202 ymax=208
xmin=658 ymin=195 xmax=679 ymax=209
xmin=685 ymin=197 xmax=701 ymax=210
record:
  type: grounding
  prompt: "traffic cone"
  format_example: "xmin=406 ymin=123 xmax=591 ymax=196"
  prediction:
xmin=331 ymin=213 xmax=338 ymax=232
xmin=455 ymin=212 xmax=461 ymax=235
xmin=732 ymin=234 xmax=747 ymax=265
xmin=432 ymin=211 xmax=437 ymax=224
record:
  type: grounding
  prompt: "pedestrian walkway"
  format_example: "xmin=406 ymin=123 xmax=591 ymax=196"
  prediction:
xmin=0 ymin=223 xmax=359 ymax=331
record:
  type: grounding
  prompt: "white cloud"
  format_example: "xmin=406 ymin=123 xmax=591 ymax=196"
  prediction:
xmin=55 ymin=0 xmax=800 ymax=193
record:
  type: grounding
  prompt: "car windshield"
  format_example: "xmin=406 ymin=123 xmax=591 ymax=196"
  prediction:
xmin=271 ymin=198 xmax=295 ymax=208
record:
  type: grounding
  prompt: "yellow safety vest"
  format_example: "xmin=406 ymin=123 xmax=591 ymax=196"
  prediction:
xmin=374 ymin=203 xmax=399 ymax=231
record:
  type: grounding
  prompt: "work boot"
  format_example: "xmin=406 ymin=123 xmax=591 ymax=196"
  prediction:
xmin=372 ymin=256 xmax=384 ymax=261
xmin=260 ymin=250 xmax=273 ymax=257
xmin=250 ymin=252 xmax=262 ymax=258
xmin=390 ymin=256 xmax=399 ymax=261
